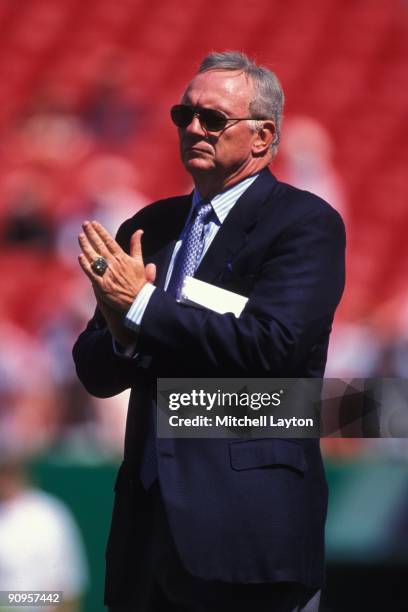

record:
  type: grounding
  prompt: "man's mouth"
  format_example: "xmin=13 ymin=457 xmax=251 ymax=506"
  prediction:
xmin=184 ymin=146 xmax=211 ymax=154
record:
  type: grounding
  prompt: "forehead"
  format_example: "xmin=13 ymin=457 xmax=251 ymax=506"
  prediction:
xmin=182 ymin=70 xmax=253 ymax=114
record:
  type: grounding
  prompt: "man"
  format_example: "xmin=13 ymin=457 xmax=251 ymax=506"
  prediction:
xmin=0 ymin=457 xmax=89 ymax=612
xmin=73 ymin=51 xmax=345 ymax=611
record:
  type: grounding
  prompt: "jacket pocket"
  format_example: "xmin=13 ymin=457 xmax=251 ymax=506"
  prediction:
xmin=229 ymin=439 xmax=308 ymax=473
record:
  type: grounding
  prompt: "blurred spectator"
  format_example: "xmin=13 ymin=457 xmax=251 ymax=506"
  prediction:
xmin=81 ymin=56 xmax=141 ymax=147
xmin=370 ymin=290 xmax=408 ymax=377
xmin=278 ymin=116 xmax=348 ymax=226
xmin=13 ymin=89 xmax=90 ymax=166
xmin=38 ymin=284 xmax=96 ymax=451
xmin=1 ymin=169 xmax=56 ymax=250
xmin=325 ymin=316 xmax=383 ymax=378
xmin=0 ymin=321 xmax=58 ymax=454
xmin=2 ymin=191 xmax=54 ymax=251
xmin=0 ymin=457 xmax=88 ymax=611
xmin=37 ymin=277 xmax=126 ymax=456
xmin=56 ymin=154 xmax=148 ymax=265
xmin=80 ymin=154 xmax=148 ymax=231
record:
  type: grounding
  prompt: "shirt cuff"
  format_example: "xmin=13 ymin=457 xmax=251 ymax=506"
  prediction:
xmin=125 ymin=282 xmax=156 ymax=332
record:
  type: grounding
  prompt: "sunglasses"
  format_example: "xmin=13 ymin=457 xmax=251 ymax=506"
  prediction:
xmin=170 ymin=104 xmax=265 ymax=133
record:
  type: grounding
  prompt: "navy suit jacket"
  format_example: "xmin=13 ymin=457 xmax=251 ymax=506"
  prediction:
xmin=73 ymin=167 xmax=345 ymax=605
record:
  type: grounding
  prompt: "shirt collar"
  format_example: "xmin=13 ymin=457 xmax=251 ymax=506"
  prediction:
xmin=192 ymin=173 xmax=260 ymax=224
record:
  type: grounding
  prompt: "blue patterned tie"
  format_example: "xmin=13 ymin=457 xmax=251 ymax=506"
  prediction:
xmin=139 ymin=200 xmax=213 ymax=490
xmin=167 ymin=200 xmax=213 ymax=299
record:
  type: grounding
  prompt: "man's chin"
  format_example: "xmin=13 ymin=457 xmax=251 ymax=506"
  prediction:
xmin=183 ymin=157 xmax=214 ymax=173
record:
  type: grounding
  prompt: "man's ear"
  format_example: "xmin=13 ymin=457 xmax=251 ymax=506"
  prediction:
xmin=252 ymin=120 xmax=276 ymax=156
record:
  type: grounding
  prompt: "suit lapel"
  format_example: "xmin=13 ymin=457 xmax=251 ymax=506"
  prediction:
xmin=153 ymin=240 xmax=177 ymax=290
xmin=196 ymin=168 xmax=278 ymax=284
xmin=146 ymin=169 xmax=278 ymax=289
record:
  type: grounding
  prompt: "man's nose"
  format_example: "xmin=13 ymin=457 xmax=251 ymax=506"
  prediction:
xmin=185 ymin=114 xmax=207 ymax=136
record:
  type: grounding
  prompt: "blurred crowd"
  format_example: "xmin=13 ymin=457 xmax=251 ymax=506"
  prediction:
xmin=0 ymin=1 xmax=405 ymax=608
xmin=0 ymin=55 xmax=407 ymax=465
xmin=0 ymin=61 xmax=148 ymax=459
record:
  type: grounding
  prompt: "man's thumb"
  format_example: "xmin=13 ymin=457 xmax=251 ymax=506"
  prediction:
xmin=145 ymin=263 xmax=157 ymax=283
xmin=130 ymin=229 xmax=144 ymax=259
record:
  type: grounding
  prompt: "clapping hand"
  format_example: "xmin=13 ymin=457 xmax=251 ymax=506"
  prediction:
xmin=78 ymin=220 xmax=156 ymax=346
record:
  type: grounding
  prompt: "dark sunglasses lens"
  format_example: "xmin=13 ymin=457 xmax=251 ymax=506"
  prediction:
xmin=200 ymin=109 xmax=227 ymax=131
xmin=171 ymin=106 xmax=193 ymax=128
xmin=170 ymin=105 xmax=228 ymax=131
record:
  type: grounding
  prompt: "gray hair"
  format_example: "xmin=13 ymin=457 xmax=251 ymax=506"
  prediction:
xmin=198 ymin=51 xmax=284 ymax=154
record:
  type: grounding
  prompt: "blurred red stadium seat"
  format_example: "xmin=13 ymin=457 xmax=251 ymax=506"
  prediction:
xmin=0 ymin=0 xmax=406 ymax=318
